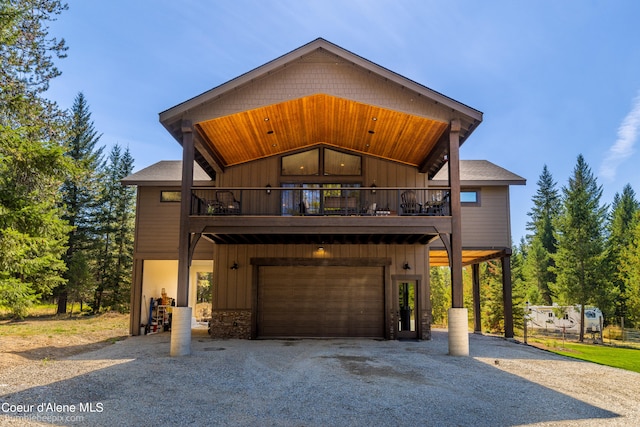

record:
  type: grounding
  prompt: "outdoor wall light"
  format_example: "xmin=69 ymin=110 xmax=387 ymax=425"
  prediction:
xmin=230 ymin=262 xmax=239 ymax=270
xmin=266 ymin=184 xmax=272 ymax=195
xmin=370 ymin=182 xmax=377 ymax=194
xmin=402 ymin=262 xmax=411 ymax=270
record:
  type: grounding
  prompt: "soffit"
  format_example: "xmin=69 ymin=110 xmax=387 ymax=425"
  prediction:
xmin=195 ymin=93 xmax=449 ymax=168
xmin=429 ymin=249 xmax=508 ymax=267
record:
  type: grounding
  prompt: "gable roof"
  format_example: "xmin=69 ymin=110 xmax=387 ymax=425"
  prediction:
xmin=160 ymin=38 xmax=482 ymax=123
xmin=432 ymin=160 xmax=526 ymax=186
xmin=159 ymin=38 xmax=483 ymax=179
xmin=121 ymin=161 xmax=213 ymax=186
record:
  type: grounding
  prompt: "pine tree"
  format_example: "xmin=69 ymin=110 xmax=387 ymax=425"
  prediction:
xmin=619 ymin=213 xmax=640 ymax=326
xmin=93 ymin=145 xmax=135 ymax=312
xmin=429 ymin=266 xmax=450 ymax=325
xmin=605 ymin=184 xmax=639 ymax=322
xmin=57 ymin=92 xmax=104 ymax=314
xmin=0 ymin=0 xmax=71 ymax=318
xmin=480 ymin=261 xmax=505 ymax=333
xmin=525 ymin=165 xmax=561 ymax=304
xmin=553 ymin=155 xmax=608 ymax=342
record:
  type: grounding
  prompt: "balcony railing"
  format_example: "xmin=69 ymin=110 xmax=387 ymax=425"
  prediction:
xmin=191 ymin=187 xmax=450 ymax=217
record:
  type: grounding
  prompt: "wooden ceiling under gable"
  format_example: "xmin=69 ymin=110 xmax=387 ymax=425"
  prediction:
xmin=195 ymin=94 xmax=449 ymax=169
xmin=160 ymin=39 xmax=483 ymax=179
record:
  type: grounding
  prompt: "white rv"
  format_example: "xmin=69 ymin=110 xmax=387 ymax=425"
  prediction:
xmin=525 ymin=304 xmax=603 ymax=334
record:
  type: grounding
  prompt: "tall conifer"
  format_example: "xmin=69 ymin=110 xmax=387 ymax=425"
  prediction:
xmin=57 ymin=92 xmax=104 ymax=313
xmin=607 ymin=185 xmax=640 ymax=322
xmin=526 ymin=165 xmax=561 ymax=304
xmin=554 ymin=155 xmax=607 ymax=342
xmin=0 ymin=0 xmax=70 ymax=318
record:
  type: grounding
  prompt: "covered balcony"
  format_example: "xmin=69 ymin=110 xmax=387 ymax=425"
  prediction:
xmin=188 ymin=186 xmax=452 ymax=245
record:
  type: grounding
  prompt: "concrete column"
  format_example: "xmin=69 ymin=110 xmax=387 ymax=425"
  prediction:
xmin=173 ymin=120 xmax=194 ymax=356
xmin=170 ymin=307 xmax=192 ymax=357
xmin=448 ymin=308 xmax=469 ymax=356
xmin=447 ymin=119 xmax=469 ymax=356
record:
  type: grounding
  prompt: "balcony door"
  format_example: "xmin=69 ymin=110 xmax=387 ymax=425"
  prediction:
xmin=281 ymin=183 xmax=360 ymax=215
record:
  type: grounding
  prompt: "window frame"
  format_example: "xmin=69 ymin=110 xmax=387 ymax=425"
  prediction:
xmin=460 ymin=189 xmax=481 ymax=206
xmin=160 ymin=190 xmax=181 ymax=202
xmin=280 ymin=147 xmax=362 ymax=178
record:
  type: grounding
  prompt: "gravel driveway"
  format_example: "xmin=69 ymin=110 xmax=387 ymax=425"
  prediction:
xmin=1 ymin=329 xmax=639 ymax=426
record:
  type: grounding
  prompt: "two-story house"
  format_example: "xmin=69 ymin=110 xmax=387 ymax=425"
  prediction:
xmin=123 ymin=38 xmax=525 ymax=356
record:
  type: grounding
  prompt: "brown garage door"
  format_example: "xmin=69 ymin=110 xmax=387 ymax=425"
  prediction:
xmin=258 ymin=265 xmax=384 ymax=337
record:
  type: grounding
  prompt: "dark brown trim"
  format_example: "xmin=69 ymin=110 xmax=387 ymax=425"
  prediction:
xmin=250 ymin=257 xmax=392 ymax=266
xmin=472 ymin=263 xmax=481 ymax=333
xmin=392 ymin=274 xmax=423 ymax=339
xmin=177 ymin=120 xmax=194 ymax=307
xmin=448 ymin=119 xmax=463 ymax=308
xmin=129 ymin=259 xmax=144 ymax=336
xmin=502 ymin=255 xmax=514 ymax=338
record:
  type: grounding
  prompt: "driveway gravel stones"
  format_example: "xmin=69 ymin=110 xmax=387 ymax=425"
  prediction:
xmin=1 ymin=330 xmax=639 ymax=426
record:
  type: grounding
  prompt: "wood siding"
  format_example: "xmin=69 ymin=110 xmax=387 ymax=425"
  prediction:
xmin=217 ymin=155 xmax=430 ymax=188
xmin=430 ymin=186 xmax=511 ymax=249
xmin=134 ymin=186 xmax=213 ymax=259
xmin=213 ymin=244 xmax=426 ymax=310
xmin=460 ymin=186 xmax=511 ymax=247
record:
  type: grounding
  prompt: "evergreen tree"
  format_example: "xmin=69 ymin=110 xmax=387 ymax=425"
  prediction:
xmin=93 ymin=145 xmax=135 ymax=312
xmin=480 ymin=261 xmax=505 ymax=333
xmin=619 ymin=213 xmax=640 ymax=326
xmin=525 ymin=165 xmax=561 ymax=304
xmin=510 ymin=244 xmax=528 ymax=331
xmin=0 ymin=0 xmax=71 ymax=318
xmin=605 ymin=184 xmax=639 ymax=322
xmin=429 ymin=266 xmax=450 ymax=325
xmin=57 ymin=92 xmax=104 ymax=314
xmin=553 ymin=155 xmax=607 ymax=342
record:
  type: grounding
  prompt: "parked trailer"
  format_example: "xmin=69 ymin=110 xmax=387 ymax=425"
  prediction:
xmin=526 ymin=305 xmax=603 ymax=334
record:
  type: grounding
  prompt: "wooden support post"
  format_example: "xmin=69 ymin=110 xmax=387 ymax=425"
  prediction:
xmin=502 ymin=254 xmax=514 ymax=338
xmin=177 ymin=120 xmax=194 ymax=308
xmin=129 ymin=258 xmax=144 ymax=335
xmin=472 ymin=263 xmax=482 ymax=334
xmin=448 ymin=119 xmax=463 ymax=308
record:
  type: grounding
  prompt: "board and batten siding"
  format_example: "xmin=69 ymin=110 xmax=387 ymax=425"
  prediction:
xmin=213 ymin=244 xmax=427 ymax=310
xmin=134 ymin=186 xmax=213 ymax=259
xmin=217 ymin=155 xmax=430 ymax=189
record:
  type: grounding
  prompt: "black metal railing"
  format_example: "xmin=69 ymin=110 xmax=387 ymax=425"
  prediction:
xmin=190 ymin=187 xmax=451 ymax=217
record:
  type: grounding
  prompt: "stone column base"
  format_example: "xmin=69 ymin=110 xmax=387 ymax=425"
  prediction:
xmin=448 ymin=308 xmax=469 ymax=356
xmin=170 ymin=307 xmax=192 ymax=357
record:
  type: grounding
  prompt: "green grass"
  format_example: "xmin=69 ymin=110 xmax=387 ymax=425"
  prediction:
xmin=548 ymin=342 xmax=640 ymax=373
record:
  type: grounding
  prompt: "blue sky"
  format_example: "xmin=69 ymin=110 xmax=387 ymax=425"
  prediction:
xmin=46 ymin=0 xmax=640 ymax=243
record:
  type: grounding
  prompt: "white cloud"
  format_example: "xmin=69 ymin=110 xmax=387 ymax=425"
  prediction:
xmin=600 ymin=91 xmax=640 ymax=181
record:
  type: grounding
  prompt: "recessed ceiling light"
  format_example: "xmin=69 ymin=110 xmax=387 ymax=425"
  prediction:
xmin=264 ymin=117 xmax=269 ymax=121
xmin=267 ymin=130 xmax=274 ymax=134
xmin=372 ymin=117 xmax=377 ymax=121
xmin=368 ymin=130 xmax=375 ymax=134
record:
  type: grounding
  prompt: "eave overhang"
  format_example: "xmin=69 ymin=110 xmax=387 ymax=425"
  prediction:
xmin=159 ymin=38 xmax=483 ymax=179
